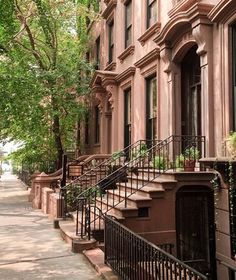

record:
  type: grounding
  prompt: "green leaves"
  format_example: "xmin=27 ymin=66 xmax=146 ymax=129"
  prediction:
xmin=0 ymin=0 xmax=97 ymax=169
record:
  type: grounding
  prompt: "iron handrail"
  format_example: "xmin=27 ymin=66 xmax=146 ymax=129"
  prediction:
xmin=75 ymin=135 xmax=205 ymax=238
xmin=61 ymin=139 xmax=160 ymax=215
xmin=104 ymin=214 xmax=210 ymax=280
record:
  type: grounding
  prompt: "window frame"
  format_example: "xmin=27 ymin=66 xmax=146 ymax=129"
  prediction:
xmin=95 ymin=36 xmax=100 ymax=70
xmin=108 ymin=20 xmax=114 ymax=64
xmin=94 ymin=105 xmax=100 ymax=144
xmin=125 ymin=0 xmax=132 ymax=49
xmin=146 ymin=0 xmax=157 ymax=29
xmin=146 ymin=75 xmax=157 ymax=140
xmin=124 ymin=87 xmax=132 ymax=148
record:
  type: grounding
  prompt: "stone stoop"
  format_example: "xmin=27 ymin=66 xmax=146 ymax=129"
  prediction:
xmin=83 ymin=248 xmax=119 ymax=280
xmin=58 ymin=218 xmax=97 ymax=253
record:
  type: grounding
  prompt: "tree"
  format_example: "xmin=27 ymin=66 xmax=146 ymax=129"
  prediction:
xmin=0 ymin=0 xmax=99 ymax=169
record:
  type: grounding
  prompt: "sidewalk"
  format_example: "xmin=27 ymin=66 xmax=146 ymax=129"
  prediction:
xmin=0 ymin=173 xmax=102 ymax=280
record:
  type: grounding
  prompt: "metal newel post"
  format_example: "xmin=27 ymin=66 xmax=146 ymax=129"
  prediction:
xmin=61 ymin=153 xmax=67 ymax=218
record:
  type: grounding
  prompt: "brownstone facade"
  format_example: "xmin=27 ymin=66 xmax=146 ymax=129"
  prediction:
xmin=80 ymin=0 xmax=236 ymax=279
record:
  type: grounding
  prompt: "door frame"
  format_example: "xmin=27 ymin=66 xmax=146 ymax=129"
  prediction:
xmin=176 ymin=185 xmax=217 ymax=279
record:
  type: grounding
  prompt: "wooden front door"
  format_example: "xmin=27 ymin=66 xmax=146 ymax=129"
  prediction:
xmin=176 ymin=186 xmax=216 ymax=279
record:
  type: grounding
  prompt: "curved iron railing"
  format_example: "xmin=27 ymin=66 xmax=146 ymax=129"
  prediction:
xmin=75 ymin=135 xmax=205 ymax=238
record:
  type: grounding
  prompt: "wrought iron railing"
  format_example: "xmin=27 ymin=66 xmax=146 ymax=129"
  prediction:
xmin=61 ymin=140 xmax=159 ymax=217
xmin=75 ymin=135 xmax=205 ymax=238
xmin=104 ymin=215 xmax=209 ymax=280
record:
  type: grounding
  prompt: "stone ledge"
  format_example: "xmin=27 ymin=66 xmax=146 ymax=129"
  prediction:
xmin=84 ymin=248 xmax=119 ymax=280
xmin=58 ymin=219 xmax=97 ymax=253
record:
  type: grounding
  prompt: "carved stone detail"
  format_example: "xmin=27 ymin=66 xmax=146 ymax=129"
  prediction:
xmin=159 ymin=44 xmax=172 ymax=74
xmin=105 ymin=84 xmax=116 ymax=110
xmin=95 ymin=92 xmax=104 ymax=113
xmin=192 ymin=22 xmax=212 ymax=57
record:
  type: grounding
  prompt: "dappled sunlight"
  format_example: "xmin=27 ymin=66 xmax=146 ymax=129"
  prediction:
xmin=0 ymin=175 xmax=101 ymax=280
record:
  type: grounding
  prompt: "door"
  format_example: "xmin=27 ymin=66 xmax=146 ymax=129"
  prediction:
xmin=181 ymin=46 xmax=201 ymax=136
xmin=176 ymin=186 xmax=216 ymax=279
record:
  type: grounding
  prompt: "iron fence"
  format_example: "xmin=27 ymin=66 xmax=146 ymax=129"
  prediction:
xmin=104 ymin=215 xmax=210 ymax=280
xmin=74 ymin=135 xmax=205 ymax=239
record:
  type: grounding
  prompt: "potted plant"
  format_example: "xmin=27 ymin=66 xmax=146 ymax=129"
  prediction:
xmin=226 ymin=131 xmax=236 ymax=158
xmin=183 ymin=146 xmax=200 ymax=171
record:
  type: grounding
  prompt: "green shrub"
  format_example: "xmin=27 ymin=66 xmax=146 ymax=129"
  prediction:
xmin=153 ymin=155 xmax=167 ymax=170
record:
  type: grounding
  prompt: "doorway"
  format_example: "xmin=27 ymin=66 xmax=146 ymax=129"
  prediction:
xmin=181 ymin=46 xmax=201 ymax=136
xmin=176 ymin=186 xmax=216 ymax=279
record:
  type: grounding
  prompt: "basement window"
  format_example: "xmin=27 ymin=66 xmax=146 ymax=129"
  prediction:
xmin=138 ymin=207 xmax=149 ymax=218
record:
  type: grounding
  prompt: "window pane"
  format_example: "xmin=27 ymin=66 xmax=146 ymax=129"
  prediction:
xmin=126 ymin=1 xmax=132 ymax=28
xmin=147 ymin=0 xmax=157 ymax=28
xmin=126 ymin=27 xmax=132 ymax=48
xmin=95 ymin=105 xmax=100 ymax=143
xmin=109 ymin=23 xmax=114 ymax=45
xmin=125 ymin=1 xmax=132 ymax=47
xmin=96 ymin=36 xmax=100 ymax=70
xmin=108 ymin=21 xmax=114 ymax=63
xmin=148 ymin=77 xmax=157 ymax=118
xmin=146 ymin=76 xmax=157 ymax=140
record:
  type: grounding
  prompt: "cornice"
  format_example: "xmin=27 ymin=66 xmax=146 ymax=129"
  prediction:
xmin=115 ymin=66 xmax=136 ymax=83
xmin=91 ymin=85 xmax=104 ymax=94
xmin=168 ymin=0 xmax=200 ymax=18
xmin=134 ymin=48 xmax=160 ymax=69
xmin=154 ymin=3 xmax=213 ymax=45
xmin=138 ymin=22 xmax=161 ymax=46
xmin=208 ymin=0 xmax=235 ymax=23
xmin=91 ymin=70 xmax=118 ymax=88
xmin=118 ymin=45 xmax=135 ymax=63
xmin=102 ymin=0 xmax=117 ymax=20
xmin=105 ymin=61 xmax=117 ymax=71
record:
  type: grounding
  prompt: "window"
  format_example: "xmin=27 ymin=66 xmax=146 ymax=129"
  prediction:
xmin=108 ymin=20 xmax=114 ymax=63
xmin=232 ymin=24 xmax=236 ymax=130
xmin=95 ymin=36 xmax=100 ymax=70
xmin=95 ymin=105 xmax=100 ymax=143
xmin=146 ymin=76 xmax=157 ymax=140
xmin=229 ymin=269 xmax=236 ymax=280
xmin=125 ymin=0 xmax=132 ymax=48
xmin=124 ymin=88 xmax=131 ymax=148
xmin=147 ymin=0 xmax=157 ymax=28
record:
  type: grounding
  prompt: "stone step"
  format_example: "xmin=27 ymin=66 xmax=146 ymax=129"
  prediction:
xmin=106 ymin=189 xmax=152 ymax=208
xmin=117 ymin=182 xmax=165 ymax=198
xmin=125 ymin=175 xmax=177 ymax=190
xmin=96 ymin=198 xmax=138 ymax=218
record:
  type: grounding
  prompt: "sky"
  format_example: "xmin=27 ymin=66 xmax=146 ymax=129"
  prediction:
xmin=0 ymin=141 xmax=20 ymax=155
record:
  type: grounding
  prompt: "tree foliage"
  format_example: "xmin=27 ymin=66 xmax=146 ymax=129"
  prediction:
xmin=0 ymin=0 xmax=99 ymax=170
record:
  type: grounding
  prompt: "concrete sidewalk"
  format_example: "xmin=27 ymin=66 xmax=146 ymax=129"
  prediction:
xmin=0 ymin=173 xmax=102 ymax=280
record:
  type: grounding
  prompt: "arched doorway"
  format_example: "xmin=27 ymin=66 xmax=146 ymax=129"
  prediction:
xmin=176 ymin=186 xmax=216 ymax=279
xmin=181 ymin=46 xmax=201 ymax=136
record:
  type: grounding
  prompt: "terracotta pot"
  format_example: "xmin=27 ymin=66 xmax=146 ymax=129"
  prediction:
xmin=184 ymin=160 xmax=196 ymax=171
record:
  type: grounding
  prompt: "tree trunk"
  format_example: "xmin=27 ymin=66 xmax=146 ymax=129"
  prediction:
xmin=52 ymin=114 xmax=64 ymax=169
